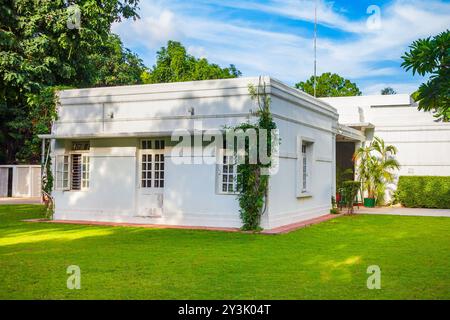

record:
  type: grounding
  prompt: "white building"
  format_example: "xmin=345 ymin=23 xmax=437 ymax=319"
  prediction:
xmin=0 ymin=165 xmax=41 ymax=198
xmin=38 ymin=77 xmax=450 ymax=230
xmin=322 ymin=94 xmax=450 ymax=178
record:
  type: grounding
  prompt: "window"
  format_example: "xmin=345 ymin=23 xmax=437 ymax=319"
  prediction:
xmin=297 ymin=138 xmax=313 ymax=197
xmin=55 ymin=155 xmax=69 ymax=190
xmin=141 ymin=139 xmax=164 ymax=150
xmin=302 ymin=144 xmax=307 ymax=192
xmin=140 ymin=139 xmax=165 ymax=188
xmin=71 ymin=154 xmax=82 ymax=190
xmin=55 ymin=141 xmax=90 ymax=191
xmin=217 ymin=150 xmax=239 ymax=194
xmin=81 ymin=155 xmax=90 ymax=189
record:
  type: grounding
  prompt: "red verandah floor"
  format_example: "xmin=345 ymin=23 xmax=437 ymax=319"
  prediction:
xmin=24 ymin=213 xmax=341 ymax=235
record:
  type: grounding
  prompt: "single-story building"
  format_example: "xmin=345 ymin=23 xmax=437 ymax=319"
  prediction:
xmin=38 ymin=76 xmax=450 ymax=229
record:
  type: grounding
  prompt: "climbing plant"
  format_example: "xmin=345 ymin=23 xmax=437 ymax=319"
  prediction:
xmin=234 ymin=80 xmax=277 ymax=231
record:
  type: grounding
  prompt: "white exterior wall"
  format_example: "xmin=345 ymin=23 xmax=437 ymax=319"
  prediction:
xmin=0 ymin=165 xmax=41 ymax=198
xmin=266 ymin=84 xmax=338 ymax=228
xmin=49 ymin=77 xmax=337 ymax=229
xmin=322 ymin=94 xmax=450 ymax=177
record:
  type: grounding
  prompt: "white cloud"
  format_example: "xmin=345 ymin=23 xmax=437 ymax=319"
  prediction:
xmin=112 ymin=0 xmax=450 ymax=93
xmin=214 ymin=0 xmax=368 ymax=33
xmin=112 ymin=3 xmax=181 ymax=50
xmin=362 ymin=82 xmax=419 ymax=95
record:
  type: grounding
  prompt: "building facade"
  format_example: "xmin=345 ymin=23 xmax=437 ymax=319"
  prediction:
xmin=40 ymin=77 xmax=345 ymax=229
xmin=38 ymin=77 xmax=450 ymax=229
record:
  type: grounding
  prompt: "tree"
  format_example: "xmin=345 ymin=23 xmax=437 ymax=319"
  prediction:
xmin=295 ymin=72 xmax=361 ymax=97
xmin=142 ymin=41 xmax=241 ymax=84
xmin=381 ymin=87 xmax=396 ymax=95
xmin=401 ymin=30 xmax=449 ymax=121
xmin=0 ymin=0 xmax=144 ymax=163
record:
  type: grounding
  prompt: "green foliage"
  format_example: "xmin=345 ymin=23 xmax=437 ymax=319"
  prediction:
xmin=397 ymin=176 xmax=450 ymax=209
xmin=295 ymin=72 xmax=361 ymax=97
xmin=0 ymin=0 xmax=144 ymax=164
xmin=381 ymin=87 xmax=396 ymax=95
xmin=354 ymin=137 xmax=400 ymax=205
xmin=235 ymin=81 xmax=277 ymax=231
xmin=401 ymin=30 xmax=450 ymax=121
xmin=85 ymin=34 xmax=146 ymax=87
xmin=341 ymin=180 xmax=360 ymax=213
xmin=336 ymin=166 xmax=354 ymax=190
xmin=142 ymin=41 xmax=241 ymax=84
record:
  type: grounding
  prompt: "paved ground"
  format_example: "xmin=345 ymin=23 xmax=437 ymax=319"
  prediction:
xmin=0 ymin=197 xmax=41 ymax=204
xmin=356 ymin=206 xmax=450 ymax=217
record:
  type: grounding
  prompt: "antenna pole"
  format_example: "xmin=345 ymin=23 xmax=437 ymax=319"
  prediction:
xmin=313 ymin=0 xmax=317 ymax=97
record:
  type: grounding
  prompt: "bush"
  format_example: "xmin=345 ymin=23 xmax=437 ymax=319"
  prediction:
xmin=397 ymin=176 xmax=450 ymax=209
xmin=342 ymin=180 xmax=361 ymax=213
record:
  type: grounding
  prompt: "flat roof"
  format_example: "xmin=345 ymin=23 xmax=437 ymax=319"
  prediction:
xmin=320 ymin=94 xmax=413 ymax=108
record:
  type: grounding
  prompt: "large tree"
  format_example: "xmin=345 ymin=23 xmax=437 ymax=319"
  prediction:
xmin=401 ymin=30 xmax=449 ymax=121
xmin=0 ymin=0 xmax=145 ymax=163
xmin=295 ymin=72 xmax=361 ymax=97
xmin=142 ymin=41 xmax=241 ymax=84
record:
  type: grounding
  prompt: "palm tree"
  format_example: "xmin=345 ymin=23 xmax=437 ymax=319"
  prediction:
xmin=371 ymin=137 xmax=400 ymax=204
xmin=354 ymin=137 xmax=400 ymax=206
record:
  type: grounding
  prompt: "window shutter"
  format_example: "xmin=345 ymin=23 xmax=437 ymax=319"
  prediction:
xmin=55 ymin=155 xmax=69 ymax=191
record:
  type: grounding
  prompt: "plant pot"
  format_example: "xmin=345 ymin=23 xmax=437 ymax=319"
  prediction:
xmin=364 ymin=198 xmax=376 ymax=207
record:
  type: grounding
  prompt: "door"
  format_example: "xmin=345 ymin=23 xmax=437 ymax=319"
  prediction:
xmin=7 ymin=167 xmax=13 ymax=197
xmin=137 ymin=139 xmax=165 ymax=217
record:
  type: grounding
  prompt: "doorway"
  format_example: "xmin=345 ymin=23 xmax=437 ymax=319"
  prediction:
xmin=137 ymin=139 xmax=165 ymax=217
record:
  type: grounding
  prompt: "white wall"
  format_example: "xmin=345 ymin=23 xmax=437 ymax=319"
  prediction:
xmin=322 ymin=94 xmax=450 ymax=202
xmin=0 ymin=165 xmax=41 ymax=198
xmin=267 ymin=94 xmax=336 ymax=228
xmin=53 ymin=138 xmax=138 ymax=220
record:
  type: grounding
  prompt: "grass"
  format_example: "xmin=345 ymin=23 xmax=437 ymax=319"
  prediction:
xmin=0 ymin=204 xmax=449 ymax=299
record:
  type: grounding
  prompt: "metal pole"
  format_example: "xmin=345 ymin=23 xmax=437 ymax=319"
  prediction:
xmin=313 ymin=0 xmax=317 ymax=97
xmin=41 ymin=138 xmax=46 ymax=166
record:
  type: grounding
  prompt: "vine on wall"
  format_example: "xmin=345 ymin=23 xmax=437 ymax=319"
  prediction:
xmin=234 ymin=80 xmax=277 ymax=231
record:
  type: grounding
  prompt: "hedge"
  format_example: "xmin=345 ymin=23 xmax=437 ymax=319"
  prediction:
xmin=397 ymin=176 xmax=450 ymax=209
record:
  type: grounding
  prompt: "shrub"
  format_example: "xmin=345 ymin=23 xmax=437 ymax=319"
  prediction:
xmin=397 ymin=176 xmax=450 ymax=209
xmin=342 ymin=180 xmax=361 ymax=214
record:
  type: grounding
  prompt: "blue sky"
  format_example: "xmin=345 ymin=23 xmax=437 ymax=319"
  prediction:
xmin=113 ymin=0 xmax=450 ymax=94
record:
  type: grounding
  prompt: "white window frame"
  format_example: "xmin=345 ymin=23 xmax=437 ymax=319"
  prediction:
xmin=216 ymin=148 xmax=239 ymax=195
xmin=296 ymin=136 xmax=314 ymax=198
xmin=55 ymin=154 xmax=70 ymax=191
xmin=139 ymin=139 xmax=165 ymax=189
xmin=55 ymin=141 xmax=90 ymax=191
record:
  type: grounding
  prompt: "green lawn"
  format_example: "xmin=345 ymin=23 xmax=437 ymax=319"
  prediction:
xmin=0 ymin=204 xmax=449 ymax=299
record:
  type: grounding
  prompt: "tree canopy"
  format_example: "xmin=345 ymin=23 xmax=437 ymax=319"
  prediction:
xmin=401 ymin=30 xmax=449 ymax=121
xmin=295 ymin=72 xmax=361 ymax=97
xmin=381 ymin=87 xmax=396 ymax=95
xmin=142 ymin=41 xmax=241 ymax=84
xmin=0 ymin=0 xmax=145 ymax=163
